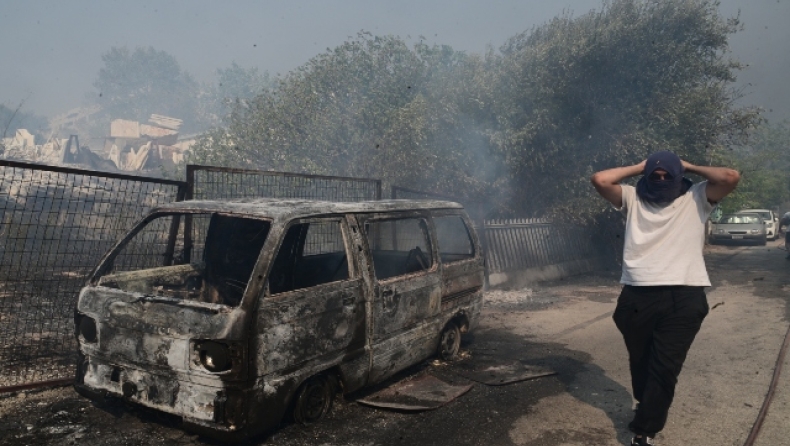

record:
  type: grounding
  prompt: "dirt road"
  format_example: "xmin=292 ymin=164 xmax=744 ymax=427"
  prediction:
xmin=1 ymin=240 xmax=788 ymax=445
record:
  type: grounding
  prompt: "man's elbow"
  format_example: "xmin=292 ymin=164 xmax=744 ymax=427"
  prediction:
xmin=590 ymin=172 xmax=606 ymax=188
xmin=723 ymin=168 xmax=740 ymax=187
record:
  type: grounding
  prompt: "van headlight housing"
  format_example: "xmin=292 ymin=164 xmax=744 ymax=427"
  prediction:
xmin=76 ymin=314 xmax=98 ymax=343
xmin=192 ymin=340 xmax=243 ymax=374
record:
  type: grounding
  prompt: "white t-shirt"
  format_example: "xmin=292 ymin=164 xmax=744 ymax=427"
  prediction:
xmin=619 ymin=181 xmax=714 ymax=286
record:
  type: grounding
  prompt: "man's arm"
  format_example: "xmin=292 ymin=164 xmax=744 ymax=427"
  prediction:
xmin=590 ymin=161 xmax=646 ymax=207
xmin=682 ymin=161 xmax=740 ymax=204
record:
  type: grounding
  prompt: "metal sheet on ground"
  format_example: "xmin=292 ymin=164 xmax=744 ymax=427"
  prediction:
xmin=357 ymin=374 xmax=473 ymax=411
xmin=451 ymin=359 xmax=556 ymax=386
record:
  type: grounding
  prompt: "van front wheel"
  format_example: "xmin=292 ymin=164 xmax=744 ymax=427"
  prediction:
xmin=293 ymin=375 xmax=334 ymax=424
xmin=437 ymin=322 xmax=461 ymax=360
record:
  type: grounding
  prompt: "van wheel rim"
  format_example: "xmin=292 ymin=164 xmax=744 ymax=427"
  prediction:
xmin=438 ymin=323 xmax=461 ymax=360
xmin=294 ymin=376 xmax=333 ymax=423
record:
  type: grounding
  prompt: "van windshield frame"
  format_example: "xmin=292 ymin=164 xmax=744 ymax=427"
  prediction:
xmin=92 ymin=211 xmax=271 ymax=307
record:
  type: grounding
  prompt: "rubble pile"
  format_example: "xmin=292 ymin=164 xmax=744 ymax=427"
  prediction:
xmin=0 ymin=129 xmax=69 ymax=165
xmin=1 ymin=114 xmax=194 ymax=173
xmin=106 ymin=114 xmax=193 ymax=171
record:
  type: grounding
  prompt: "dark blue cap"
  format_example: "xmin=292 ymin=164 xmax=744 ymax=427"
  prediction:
xmin=636 ymin=151 xmax=691 ymax=203
xmin=644 ymin=151 xmax=683 ymax=177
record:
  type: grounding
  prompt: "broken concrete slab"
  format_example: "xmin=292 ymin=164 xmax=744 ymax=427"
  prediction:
xmin=148 ymin=114 xmax=182 ymax=131
xmin=140 ymin=124 xmax=178 ymax=145
xmin=110 ymin=120 xmax=140 ymax=139
xmin=13 ymin=129 xmax=35 ymax=147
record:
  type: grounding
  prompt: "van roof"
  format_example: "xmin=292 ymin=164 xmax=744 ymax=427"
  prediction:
xmin=151 ymin=198 xmax=465 ymax=220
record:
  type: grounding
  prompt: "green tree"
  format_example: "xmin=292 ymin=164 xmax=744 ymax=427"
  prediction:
xmin=720 ymin=120 xmax=790 ymax=212
xmin=189 ymin=0 xmax=759 ymax=223
xmin=91 ymin=46 xmax=201 ymax=132
xmin=189 ymin=33 xmax=504 ymax=203
xmin=200 ymin=63 xmax=276 ymax=126
xmin=491 ymin=0 xmax=759 ymax=219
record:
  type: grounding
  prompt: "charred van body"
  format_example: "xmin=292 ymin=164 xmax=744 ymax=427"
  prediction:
xmin=74 ymin=199 xmax=484 ymax=440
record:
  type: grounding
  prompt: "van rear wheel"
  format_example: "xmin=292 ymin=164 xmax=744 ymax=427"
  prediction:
xmin=293 ymin=375 xmax=334 ymax=424
xmin=437 ymin=322 xmax=461 ymax=360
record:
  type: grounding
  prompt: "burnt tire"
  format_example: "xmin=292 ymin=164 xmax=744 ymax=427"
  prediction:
xmin=437 ymin=322 xmax=461 ymax=360
xmin=292 ymin=375 xmax=334 ymax=424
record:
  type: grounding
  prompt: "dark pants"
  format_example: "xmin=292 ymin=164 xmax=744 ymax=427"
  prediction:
xmin=613 ymin=285 xmax=709 ymax=436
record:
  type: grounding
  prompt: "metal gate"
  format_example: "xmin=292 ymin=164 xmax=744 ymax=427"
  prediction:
xmin=0 ymin=160 xmax=187 ymax=391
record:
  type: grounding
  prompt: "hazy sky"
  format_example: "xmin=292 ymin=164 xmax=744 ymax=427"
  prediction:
xmin=1 ymin=0 xmax=788 ymax=122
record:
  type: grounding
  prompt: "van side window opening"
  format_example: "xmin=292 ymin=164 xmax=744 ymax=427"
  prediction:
xmin=269 ymin=220 xmax=350 ymax=295
xmin=434 ymin=215 xmax=475 ymax=263
xmin=366 ymin=218 xmax=433 ymax=280
xmin=96 ymin=213 xmax=270 ymax=307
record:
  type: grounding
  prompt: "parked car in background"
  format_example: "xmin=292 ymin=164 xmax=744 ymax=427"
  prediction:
xmin=736 ymin=209 xmax=779 ymax=240
xmin=709 ymin=213 xmax=767 ymax=245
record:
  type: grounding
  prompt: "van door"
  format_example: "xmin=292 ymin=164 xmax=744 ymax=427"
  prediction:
xmin=433 ymin=212 xmax=484 ymax=311
xmin=254 ymin=217 xmax=366 ymax=379
xmin=359 ymin=213 xmax=442 ymax=383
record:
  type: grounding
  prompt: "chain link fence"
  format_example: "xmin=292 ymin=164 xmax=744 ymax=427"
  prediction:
xmin=0 ymin=160 xmax=186 ymax=390
xmin=188 ymin=165 xmax=382 ymax=201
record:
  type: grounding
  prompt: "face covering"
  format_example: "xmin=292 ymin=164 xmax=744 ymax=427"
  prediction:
xmin=636 ymin=151 xmax=692 ymax=204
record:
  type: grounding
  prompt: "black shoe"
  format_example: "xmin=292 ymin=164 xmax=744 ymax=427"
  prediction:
xmin=631 ymin=435 xmax=655 ymax=445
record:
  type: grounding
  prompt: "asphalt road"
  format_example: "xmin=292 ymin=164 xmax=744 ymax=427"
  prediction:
xmin=1 ymin=239 xmax=788 ymax=446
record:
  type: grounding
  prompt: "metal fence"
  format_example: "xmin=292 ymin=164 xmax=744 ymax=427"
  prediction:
xmin=188 ymin=165 xmax=382 ymax=201
xmin=0 ymin=160 xmax=187 ymax=391
xmin=390 ymin=185 xmax=457 ymax=201
xmin=483 ymin=218 xmax=601 ymax=274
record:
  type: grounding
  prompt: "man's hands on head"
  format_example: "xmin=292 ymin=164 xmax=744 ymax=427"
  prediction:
xmin=679 ymin=160 xmax=739 ymax=203
xmin=592 ymin=157 xmax=738 ymax=206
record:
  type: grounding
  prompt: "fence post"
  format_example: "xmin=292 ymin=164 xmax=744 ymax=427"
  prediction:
xmin=185 ymin=164 xmax=196 ymax=200
xmin=470 ymin=201 xmax=488 ymax=290
xmin=163 ymin=183 xmax=189 ymax=265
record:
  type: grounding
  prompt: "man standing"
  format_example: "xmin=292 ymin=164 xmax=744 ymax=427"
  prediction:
xmin=591 ymin=151 xmax=739 ymax=445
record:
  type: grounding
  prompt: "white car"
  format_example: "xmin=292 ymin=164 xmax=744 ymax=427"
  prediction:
xmin=736 ymin=209 xmax=779 ymax=240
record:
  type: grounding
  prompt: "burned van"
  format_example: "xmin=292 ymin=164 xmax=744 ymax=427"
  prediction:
xmin=74 ymin=199 xmax=484 ymax=440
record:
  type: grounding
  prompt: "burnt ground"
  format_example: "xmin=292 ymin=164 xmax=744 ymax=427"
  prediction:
xmin=1 ymin=239 xmax=789 ymax=446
